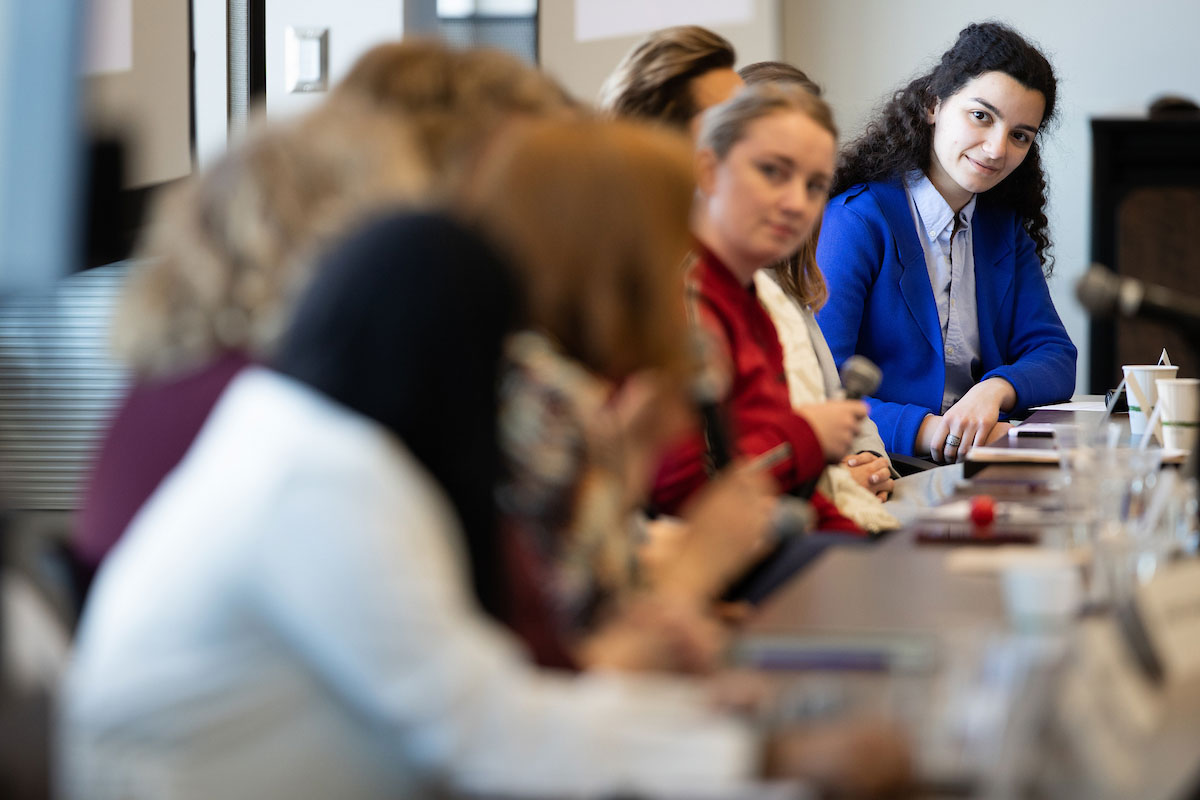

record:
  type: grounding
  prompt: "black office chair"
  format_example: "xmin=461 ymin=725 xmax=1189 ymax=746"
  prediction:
xmin=888 ymin=452 xmax=937 ymax=477
xmin=0 ymin=685 xmax=51 ymax=800
xmin=0 ymin=516 xmax=72 ymax=800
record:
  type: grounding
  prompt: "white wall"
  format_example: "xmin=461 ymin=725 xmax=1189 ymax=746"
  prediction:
xmin=86 ymin=0 xmax=190 ymax=187
xmin=193 ymin=0 xmax=438 ymax=165
xmin=538 ymin=0 xmax=780 ymax=105
xmin=263 ymin=0 xmax=404 ymax=118
xmin=782 ymin=0 xmax=1200 ymax=393
xmin=192 ymin=0 xmax=226 ymax=168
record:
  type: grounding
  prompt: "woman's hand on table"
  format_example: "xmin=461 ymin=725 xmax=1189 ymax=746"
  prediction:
xmin=841 ymin=452 xmax=893 ymax=500
xmin=917 ymin=378 xmax=1016 ymax=464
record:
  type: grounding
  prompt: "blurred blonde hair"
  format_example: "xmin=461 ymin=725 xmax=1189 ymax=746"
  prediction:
xmin=332 ymin=39 xmax=575 ymax=200
xmin=598 ymin=25 xmax=736 ymax=131
xmin=463 ymin=117 xmax=695 ymax=384
xmin=698 ymin=82 xmax=837 ymax=311
xmin=112 ymin=100 xmax=430 ymax=377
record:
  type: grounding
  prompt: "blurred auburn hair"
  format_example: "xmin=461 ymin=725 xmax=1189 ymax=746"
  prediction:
xmin=333 ymin=39 xmax=575 ymax=199
xmin=463 ymin=117 xmax=695 ymax=384
xmin=112 ymin=100 xmax=430 ymax=377
xmin=598 ymin=25 xmax=736 ymax=130
xmin=738 ymin=62 xmax=830 ymax=310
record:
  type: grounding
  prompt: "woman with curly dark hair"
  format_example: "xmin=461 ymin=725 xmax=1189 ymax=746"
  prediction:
xmin=816 ymin=22 xmax=1077 ymax=463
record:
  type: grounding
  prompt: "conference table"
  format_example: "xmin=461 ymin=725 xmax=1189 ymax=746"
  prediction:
xmin=743 ymin=401 xmax=1200 ymax=799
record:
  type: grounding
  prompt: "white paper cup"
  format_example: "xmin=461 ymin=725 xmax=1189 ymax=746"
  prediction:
xmin=1002 ymin=554 xmax=1083 ymax=631
xmin=1156 ymin=377 xmax=1200 ymax=451
xmin=1123 ymin=364 xmax=1178 ymax=435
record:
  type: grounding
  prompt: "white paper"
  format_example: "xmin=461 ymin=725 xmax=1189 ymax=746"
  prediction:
xmin=84 ymin=0 xmax=133 ymax=75
xmin=1007 ymin=423 xmax=1059 ymax=438
xmin=1030 ymin=400 xmax=1108 ymax=412
xmin=575 ymin=0 xmax=753 ymax=42
xmin=945 ymin=547 xmax=1087 ymax=576
xmin=438 ymin=0 xmax=535 ymax=17
xmin=965 ymin=446 xmax=1062 ymax=463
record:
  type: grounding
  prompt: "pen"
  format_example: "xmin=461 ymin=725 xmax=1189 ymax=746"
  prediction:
xmin=746 ymin=443 xmax=792 ymax=472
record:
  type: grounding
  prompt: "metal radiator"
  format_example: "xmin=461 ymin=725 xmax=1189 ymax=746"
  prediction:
xmin=0 ymin=264 xmax=129 ymax=512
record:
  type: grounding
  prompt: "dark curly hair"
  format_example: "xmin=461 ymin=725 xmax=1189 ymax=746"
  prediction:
xmin=833 ymin=22 xmax=1059 ymax=273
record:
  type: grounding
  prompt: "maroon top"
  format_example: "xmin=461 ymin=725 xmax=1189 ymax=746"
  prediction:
xmin=652 ymin=249 xmax=861 ymax=534
xmin=74 ymin=351 xmax=250 ymax=572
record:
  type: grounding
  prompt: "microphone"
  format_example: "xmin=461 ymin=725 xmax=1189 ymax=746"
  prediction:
xmin=839 ymin=355 xmax=882 ymax=399
xmin=770 ymin=494 xmax=815 ymax=539
xmin=1077 ymin=265 xmax=1200 ymax=332
xmin=689 ymin=331 xmax=813 ymax=541
xmin=690 ymin=330 xmax=735 ymax=469
xmin=722 ymin=496 xmax=816 ymax=604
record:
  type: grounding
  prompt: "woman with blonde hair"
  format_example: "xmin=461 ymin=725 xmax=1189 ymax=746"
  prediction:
xmin=651 ymin=82 xmax=870 ymax=533
xmin=599 ymin=25 xmax=742 ymax=135
xmin=737 ymin=62 xmax=899 ymax=529
xmin=604 ymin=38 xmax=894 ymax=527
xmin=76 ymin=40 xmax=573 ymax=577
xmin=74 ymin=101 xmax=431 ymax=575
xmin=332 ymin=39 xmax=574 ymax=199
xmin=465 ymin=117 xmax=776 ymax=672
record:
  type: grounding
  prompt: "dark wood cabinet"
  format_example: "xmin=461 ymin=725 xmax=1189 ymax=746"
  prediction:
xmin=1089 ymin=117 xmax=1200 ymax=392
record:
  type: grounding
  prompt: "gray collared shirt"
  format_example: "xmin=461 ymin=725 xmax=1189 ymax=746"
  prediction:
xmin=904 ymin=171 xmax=981 ymax=413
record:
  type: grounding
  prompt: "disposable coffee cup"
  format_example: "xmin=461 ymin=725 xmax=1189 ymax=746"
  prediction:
xmin=1002 ymin=553 xmax=1083 ymax=631
xmin=1155 ymin=377 xmax=1200 ymax=451
xmin=1123 ymin=364 xmax=1178 ymax=435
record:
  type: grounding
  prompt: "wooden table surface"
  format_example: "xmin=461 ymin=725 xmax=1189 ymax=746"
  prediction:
xmin=741 ymin=400 xmax=1200 ymax=799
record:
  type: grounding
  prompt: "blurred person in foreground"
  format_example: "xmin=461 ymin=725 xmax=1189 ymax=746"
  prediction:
xmin=464 ymin=117 xmax=777 ymax=673
xmin=329 ymin=38 xmax=575 ymax=201
xmin=338 ymin=38 xmax=776 ymax=672
xmin=73 ymin=103 xmax=430 ymax=579
xmin=60 ymin=117 xmax=911 ymax=800
xmin=73 ymin=39 xmax=573 ymax=581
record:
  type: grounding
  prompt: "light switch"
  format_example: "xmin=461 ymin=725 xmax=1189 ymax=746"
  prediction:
xmin=284 ymin=27 xmax=329 ymax=93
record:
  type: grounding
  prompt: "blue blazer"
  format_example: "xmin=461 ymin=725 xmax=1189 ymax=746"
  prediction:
xmin=815 ymin=179 xmax=1077 ymax=455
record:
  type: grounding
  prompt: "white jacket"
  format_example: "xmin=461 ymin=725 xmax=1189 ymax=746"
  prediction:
xmin=60 ymin=369 xmax=760 ymax=800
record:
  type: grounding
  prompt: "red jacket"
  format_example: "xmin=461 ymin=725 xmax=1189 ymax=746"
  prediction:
xmin=652 ymin=248 xmax=862 ymax=535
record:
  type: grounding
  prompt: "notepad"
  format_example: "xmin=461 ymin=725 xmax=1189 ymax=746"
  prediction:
xmin=966 ymin=446 xmax=1061 ymax=463
xmin=733 ymin=632 xmax=938 ymax=673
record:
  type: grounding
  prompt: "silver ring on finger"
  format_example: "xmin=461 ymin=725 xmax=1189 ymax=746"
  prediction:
xmin=945 ymin=433 xmax=962 ymax=448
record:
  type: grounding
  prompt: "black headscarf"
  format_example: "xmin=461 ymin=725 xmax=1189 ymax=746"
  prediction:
xmin=274 ymin=211 xmax=520 ymax=621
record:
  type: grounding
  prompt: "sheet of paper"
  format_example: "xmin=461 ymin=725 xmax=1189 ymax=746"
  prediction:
xmin=966 ymin=446 xmax=1061 ymax=463
xmin=944 ymin=546 xmax=1087 ymax=575
xmin=1029 ymin=400 xmax=1108 ymax=412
